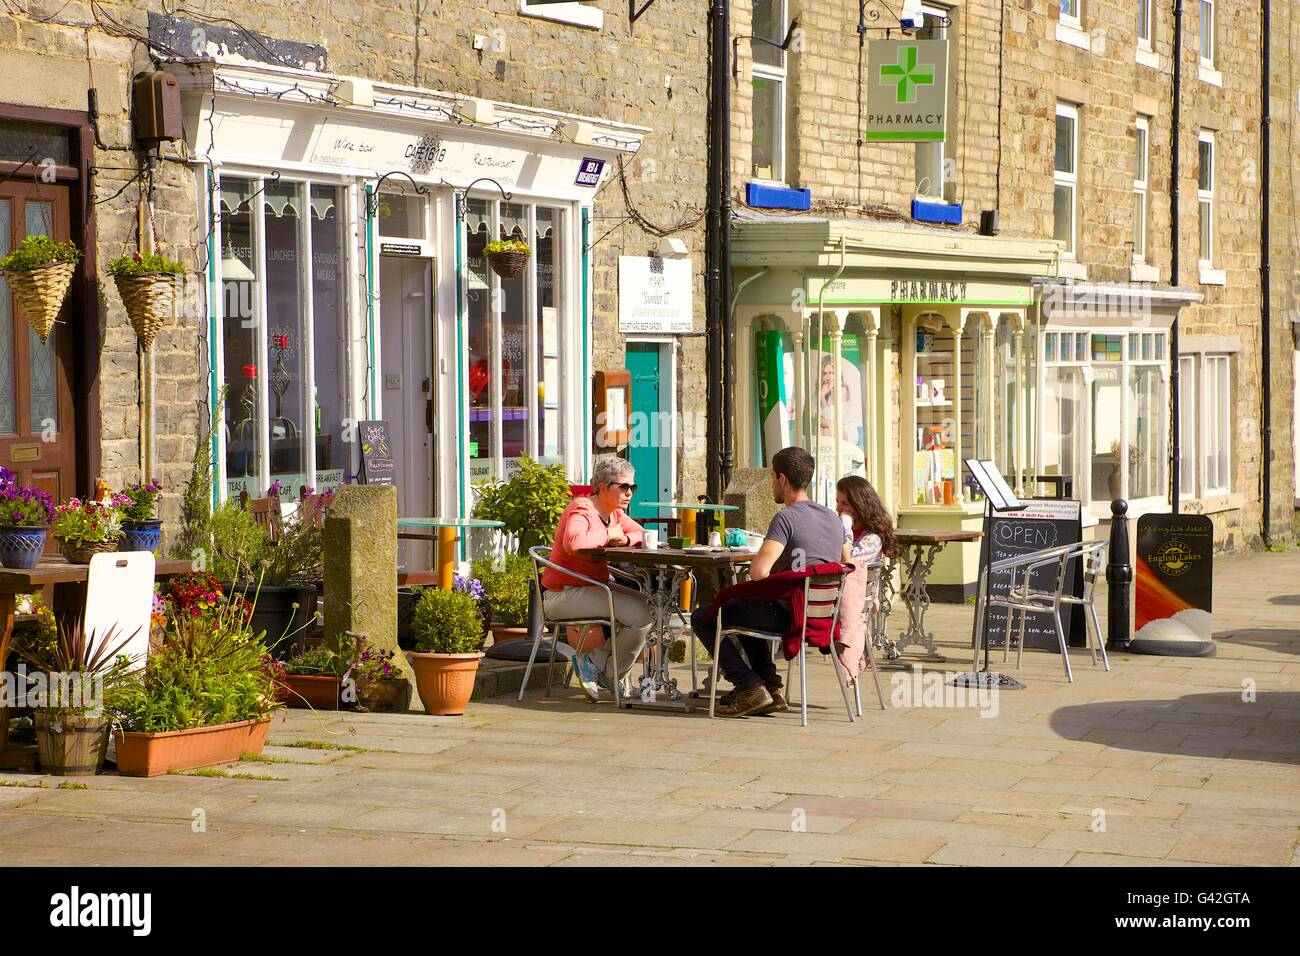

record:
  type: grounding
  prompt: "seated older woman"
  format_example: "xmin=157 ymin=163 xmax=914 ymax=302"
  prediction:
xmin=541 ymin=456 xmax=653 ymax=701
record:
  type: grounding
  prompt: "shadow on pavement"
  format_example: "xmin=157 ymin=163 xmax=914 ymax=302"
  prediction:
xmin=1049 ymin=690 xmax=1300 ymax=765
xmin=1215 ymin=627 xmax=1300 ymax=656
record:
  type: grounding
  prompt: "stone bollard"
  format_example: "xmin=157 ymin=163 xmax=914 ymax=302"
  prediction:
xmin=1106 ymin=498 xmax=1132 ymax=652
xmin=323 ymin=484 xmax=412 ymax=681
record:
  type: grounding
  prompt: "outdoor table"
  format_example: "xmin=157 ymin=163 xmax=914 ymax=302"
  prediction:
xmin=579 ymin=544 xmax=755 ymax=711
xmin=396 ymin=518 xmax=506 ymax=590
xmin=638 ymin=502 xmax=740 ymax=612
xmin=876 ymin=529 xmax=983 ymax=660
xmin=0 ymin=555 xmax=194 ymax=754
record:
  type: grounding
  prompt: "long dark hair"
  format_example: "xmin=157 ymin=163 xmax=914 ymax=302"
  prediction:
xmin=836 ymin=475 xmax=898 ymax=558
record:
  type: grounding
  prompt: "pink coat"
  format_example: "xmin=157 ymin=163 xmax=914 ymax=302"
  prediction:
xmin=836 ymin=532 xmax=882 ymax=682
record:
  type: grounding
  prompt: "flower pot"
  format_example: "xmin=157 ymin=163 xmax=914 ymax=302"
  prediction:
xmin=112 ymin=716 xmax=271 ymax=777
xmin=355 ymin=677 xmax=412 ymax=713
xmin=409 ymin=652 xmax=483 ymax=716
xmin=60 ymin=537 xmax=119 ymax=564
xmin=3 ymin=260 xmax=75 ymax=343
xmin=490 ymin=625 xmax=529 ymax=645
xmin=0 ymin=525 xmax=47 ymax=569
xmin=121 ymin=519 xmax=162 ymax=554
xmin=113 ymin=272 xmax=180 ymax=351
xmin=283 ymin=674 xmax=342 ymax=710
xmin=35 ymin=711 xmax=111 ymax=776
xmin=486 ymin=250 xmax=528 ymax=279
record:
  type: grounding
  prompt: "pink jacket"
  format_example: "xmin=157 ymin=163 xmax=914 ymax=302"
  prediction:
xmin=837 ymin=532 xmax=883 ymax=682
xmin=542 ymin=496 xmax=645 ymax=591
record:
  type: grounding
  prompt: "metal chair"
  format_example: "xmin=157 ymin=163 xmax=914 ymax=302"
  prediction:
xmin=708 ymin=566 xmax=856 ymax=727
xmin=521 ymin=546 xmax=625 ymax=706
xmin=851 ymin=560 xmax=888 ymax=715
xmin=976 ymin=540 xmax=1110 ymax=683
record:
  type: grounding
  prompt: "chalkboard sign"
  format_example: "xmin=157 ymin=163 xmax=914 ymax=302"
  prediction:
xmin=358 ymin=420 xmax=395 ymax=486
xmin=976 ymin=498 xmax=1084 ymax=651
xmin=1134 ymin=513 xmax=1214 ymax=654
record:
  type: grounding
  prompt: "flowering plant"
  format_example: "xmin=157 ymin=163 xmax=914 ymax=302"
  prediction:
xmin=150 ymin=592 xmax=168 ymax=632
xmin=267 ymin=479 xmax=284 ymax=497
xmin=452 ymin=573 xmax=485 ymax=602
xmin=0 ymin=482 xmax=56 ymax=527
xmin=119 ymin=479 xmax=163 ymax=523
xmin=0 ymin=466 xmax=13 ymax=489
xmin=163 ymin=570 xmax=253 ymax=624
xmin=348 ymin=643 xmax=402 ymax=685
xmin=51 ymin=498 xmax=122 ymax=545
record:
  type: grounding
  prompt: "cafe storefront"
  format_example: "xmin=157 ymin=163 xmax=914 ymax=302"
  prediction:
xmin=175 ymin=57 xmax=645 ymax=534
xmin=731 ymin=216 xmax=1060 ymax=598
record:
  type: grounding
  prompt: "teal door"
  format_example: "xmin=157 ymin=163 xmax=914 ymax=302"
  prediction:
xmin=626 ymin=343 xmax=670 ymax=520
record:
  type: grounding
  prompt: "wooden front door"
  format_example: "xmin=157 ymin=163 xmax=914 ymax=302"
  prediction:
xmin=0 ymin=180 xmax=77 ymax=508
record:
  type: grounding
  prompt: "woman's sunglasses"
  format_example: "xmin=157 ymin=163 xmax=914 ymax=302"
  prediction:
xmin=608 ymin=482 xmax=637 ymax=493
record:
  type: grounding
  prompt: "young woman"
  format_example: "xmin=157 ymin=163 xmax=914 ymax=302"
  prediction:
xmin=834 ymin=475 xmax=898 ymax=565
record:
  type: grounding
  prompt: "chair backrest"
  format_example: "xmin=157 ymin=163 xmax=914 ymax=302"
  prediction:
xmin=528 ymin=545 xmax=551 ymax=603
xmin=84 ymin=551 xmax=155 ymax=669
xmin=804 ymin=571 xmax=846 ymax=620
xmin=240 ymin=489 xmax=284 ymax=543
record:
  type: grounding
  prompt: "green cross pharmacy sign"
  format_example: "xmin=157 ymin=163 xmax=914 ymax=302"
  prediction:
xmin=865 ymin=39 xmax=948 ymax=142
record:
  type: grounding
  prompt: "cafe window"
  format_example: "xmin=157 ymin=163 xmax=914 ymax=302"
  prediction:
xmin=464 ymin=198 xmax=566 ymax=486
xmin=218 ymin=175 xmax=348 ymax=501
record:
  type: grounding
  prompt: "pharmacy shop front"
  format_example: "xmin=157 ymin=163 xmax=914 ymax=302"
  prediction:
xmin=180 ymin=58 xmax=643 ymax=538
xmin=731 ymin=217 xmax=1060 ymax=599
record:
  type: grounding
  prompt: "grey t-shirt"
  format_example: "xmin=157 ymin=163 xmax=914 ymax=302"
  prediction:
xmin=765 ymin=499 xmax=848 ymax=573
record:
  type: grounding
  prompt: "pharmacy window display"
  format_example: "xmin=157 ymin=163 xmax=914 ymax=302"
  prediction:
xmin=218 ymin=175 xmax=348 ymax=501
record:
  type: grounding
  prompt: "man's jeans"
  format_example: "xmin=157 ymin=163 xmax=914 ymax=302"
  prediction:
xmin=690 ymin=599 xmax=791 ymax=692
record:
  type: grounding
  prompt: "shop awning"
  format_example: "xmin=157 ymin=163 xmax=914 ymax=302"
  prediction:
xmin=1033 ymin=278 xmax=1203 ymax=329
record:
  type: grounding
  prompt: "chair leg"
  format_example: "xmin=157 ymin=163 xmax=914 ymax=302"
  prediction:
xmin=708 ymin=633 xmax=723 ymax=718
xmin=609 ymin=620 xmax=622 ymax=709
xmin=1088 ymin=600 xmax=1111 ymax=671
xmin=519 ymin=622 xmax=546 ymax=703
xmin=690 ymin=626 xmax=698 ymax=694
xmin=1002 ymin=605 xmax=1014 ymax=664
xmin=829 ymin=644 xmax=856 ymax=723
xmin=786 ymin=655 xmax=794 ymax=703
xmin=854 ymin=679 xmax=862 ymax=718
xmin=1053 ymin=607 xmax=1073 ymax=683
xmin=864 ymin=632 xmax=887 ymax=710
xmin=799 ymin=643 xmax=808 ymax=728
xmin=545 ymin=624 xmax=561 ymax=698
xmin=1017 ymin=607 xmax=1027 ymax=670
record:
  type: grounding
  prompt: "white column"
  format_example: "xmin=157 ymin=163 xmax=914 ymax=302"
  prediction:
xmin=830 ymin=309 xmax=847 ymax=494
xmin=791 ymin=327 xmax=805 ymax=448
xmin=863 ymin=308 xmax=881 ymax=488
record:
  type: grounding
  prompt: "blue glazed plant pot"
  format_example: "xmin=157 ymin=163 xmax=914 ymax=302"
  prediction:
xmin=121 ymin=519 xmax=162 ymax=554
xmin=0 ymin=525 xmax=48 ymax=569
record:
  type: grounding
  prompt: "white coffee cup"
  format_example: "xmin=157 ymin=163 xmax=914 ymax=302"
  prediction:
xmin=709 ymin=530 xmax=723 ymax=548
xmin=643 ymin=529 xmax=660 ymax=550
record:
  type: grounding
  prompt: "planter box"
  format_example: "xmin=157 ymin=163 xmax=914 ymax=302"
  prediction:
xmin=283 ymin=674 xmax=342 ymax=710
xmin=113 ymin=716 xmax=271 ymax=778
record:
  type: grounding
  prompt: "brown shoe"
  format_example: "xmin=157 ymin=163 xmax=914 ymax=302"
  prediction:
xmin=765 ymin=683 xmax=789 ymax=712
xmin=714 ymin=684 xmax=775 ymax=717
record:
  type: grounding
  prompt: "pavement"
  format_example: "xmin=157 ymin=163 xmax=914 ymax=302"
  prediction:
xmin=2 ymin=548 xmax=1298 ymax=867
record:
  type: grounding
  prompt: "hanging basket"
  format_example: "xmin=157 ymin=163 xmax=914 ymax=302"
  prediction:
xmin=486 ymin=250 xmax=529 ymax=279
xmin=2 ymin=261 xmax=76 ymax=343
xmin=113 ymin=272 xmax=180 ymax=351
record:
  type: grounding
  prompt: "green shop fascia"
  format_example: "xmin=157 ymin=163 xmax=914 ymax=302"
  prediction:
xmin=731 ymin=214 xmax=1060 ymax=600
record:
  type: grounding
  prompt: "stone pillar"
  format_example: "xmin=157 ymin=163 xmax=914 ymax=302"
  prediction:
xmin=323 ymin=484 xmax=411 ymax=680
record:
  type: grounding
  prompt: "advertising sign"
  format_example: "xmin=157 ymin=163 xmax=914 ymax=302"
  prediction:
xmin=1134 ymin=514 xmax=1214 ymax=654
xmin=865 ymin=39 xmax=948 ymax=142
xmin=618 ymin=256 xmax=693 ymax=333
xmin=358 ymin=420 xmax=395 ymax=486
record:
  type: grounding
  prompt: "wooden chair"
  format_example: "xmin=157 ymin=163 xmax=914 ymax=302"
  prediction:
xmin=239 ymin=489 xmax=284 ymax=544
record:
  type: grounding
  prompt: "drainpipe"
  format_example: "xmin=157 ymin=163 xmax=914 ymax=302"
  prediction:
xmin=814 ymin=238 xmax=847 ymax=503
xmin=705 ymin=0 xmax=732 ymax=502
xmin=1260 ymin=0 xmax=1273 ymax=545
xmin=1170 ymin=0 xmax=1184 ymax=514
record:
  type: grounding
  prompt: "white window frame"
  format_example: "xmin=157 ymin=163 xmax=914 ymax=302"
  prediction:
xmin=1177 ymin=353 xmax=1197 ymax=498
xmin=519 ymin=1 xmax=602 ymax=30
xmin=1133 ymin=116 xmax=1150 ymax=264
xmin=1059 ymin=0 xmax=1082 ymax=31
xmin=913 ymin=3 xmax=950 ymax=201
xmin=1137 ymin=0 xmax=1153 ymax=48
xmin=1199 ymin=0 xmax=1215 ymax=67
xmin=1055 ymin=102 xmax=1079 ymax=259
xmin=1198 ymin=130 xmax=1220 ymax=282
xmin=1057 ymin=0 xmax=1090 ymax=50
xmin=750 ymin=0 xmax=788 ymax=184
xmin=1201 ymin=353 xmax=1231 ymax=495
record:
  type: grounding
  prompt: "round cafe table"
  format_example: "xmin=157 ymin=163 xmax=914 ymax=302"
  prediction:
xmin=396 ymin=518 xmax=505 ymax=589
xmin=877 ymin=528 xmax=983 ymax=660
xmin=638 ymin=501 xmax=740 ymax=611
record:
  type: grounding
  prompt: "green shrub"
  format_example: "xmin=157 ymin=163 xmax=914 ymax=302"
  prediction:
xmin=412 ymin=587 xmax=485 ymax=655
xmin=208 ymin=499 xmax=267 ymax=582
xmin=472 ymin=456 xmax=571 ymax=552
xmin=106 ymin=251 xmax=185 ymax=277
xmin=0 ymin=234 xmax=81 ymax=272
xmin=484 ymin=238 xmax=530 ymax=257
xmin=472 ymin=552 xmax=534 ymax=628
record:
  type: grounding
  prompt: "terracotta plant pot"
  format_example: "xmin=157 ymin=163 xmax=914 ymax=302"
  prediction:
xmin=409 ymin=652 xmax=483 ymax=716
xmin=35 ymin=711 xmax=111 ymax=776
xmin=112 ymin=716 xmax=271 ymax=778
xmin=283 ymin=674 xmax=342 ymax=710
xmin=490 ymin=625 xmax=529 ymax=645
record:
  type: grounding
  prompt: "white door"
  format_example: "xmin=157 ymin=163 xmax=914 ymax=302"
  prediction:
xmin=380 ymin=255 xmax=435 ymax=569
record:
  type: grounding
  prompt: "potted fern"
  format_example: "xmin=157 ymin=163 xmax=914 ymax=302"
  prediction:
xmin=409 ymin=586 xmax=487 ymax=715
xmin=483 ymin=237 xmax=530 ymax=279
xmin=0 ymin=234 xmax=81 ymax=342
xmin=107 ymin=251 xmax=184 ymax=351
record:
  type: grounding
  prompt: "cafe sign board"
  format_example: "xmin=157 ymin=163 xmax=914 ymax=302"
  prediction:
xmin=865 ymin=39 xmax=948 ymax=142
xmin=1133 ymin=513 xmax=1214 ymax=653
xmin=618 ymin=256 xmax=693 ymax=334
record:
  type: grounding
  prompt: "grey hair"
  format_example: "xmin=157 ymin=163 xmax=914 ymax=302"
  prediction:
xmin=591 ymin=456 xmax=634 ymax=489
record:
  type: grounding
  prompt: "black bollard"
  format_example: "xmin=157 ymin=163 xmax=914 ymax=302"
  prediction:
xmin=1106 ymin=499 xmax=1132 ymax=651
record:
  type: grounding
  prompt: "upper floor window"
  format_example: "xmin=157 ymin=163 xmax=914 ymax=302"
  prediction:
xmin=1199 ymin=0 xmax=1215 ymax=67
xmin=519 ymin=1 xmax=601 ymax=30
xmin=1054 ymin=102 xmax=1079 ymax=257
xmin=914 ymin=4 xmax=951 ymax=201
xmin=1137 ymin=0 xmax=1153 ymax=47
xmin=1059 ymin=0 xmax=1082 ymax=30
xmin=751 ymin=0 xmax=788 ymax=182
xmin=1133 ymin=116 xmax=1150 ymax=263
xmin=1198 ymin=131 xmax=1215 ymax=267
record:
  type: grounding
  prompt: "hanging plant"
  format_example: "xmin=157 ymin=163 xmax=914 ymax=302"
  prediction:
xmin=107 ymin=251 xmax=185 ymax=351
xmin=0 ymin=235 xmax=82 ymax=343
xmin=483 ymin=238 xmax=530 ymax=279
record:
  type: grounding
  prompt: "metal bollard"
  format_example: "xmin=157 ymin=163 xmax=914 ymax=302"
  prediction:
xmin=1106 ymin=499 xmax=1132 ymax=651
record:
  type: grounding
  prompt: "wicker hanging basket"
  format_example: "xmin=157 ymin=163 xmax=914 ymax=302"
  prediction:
xmin=2 ymin=261 xmax=75 ymax=343
xmin=486 ymin=250 xmax=529 ymax=279
xmin=113 ymin=272 xmax=180 ymax=351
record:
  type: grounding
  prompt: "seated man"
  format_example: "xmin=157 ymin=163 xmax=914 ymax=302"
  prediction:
xmin=691 ymin=446 xmax=851 ymax=717
xmin=541 ymin=456 xmax=652 ymax=701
